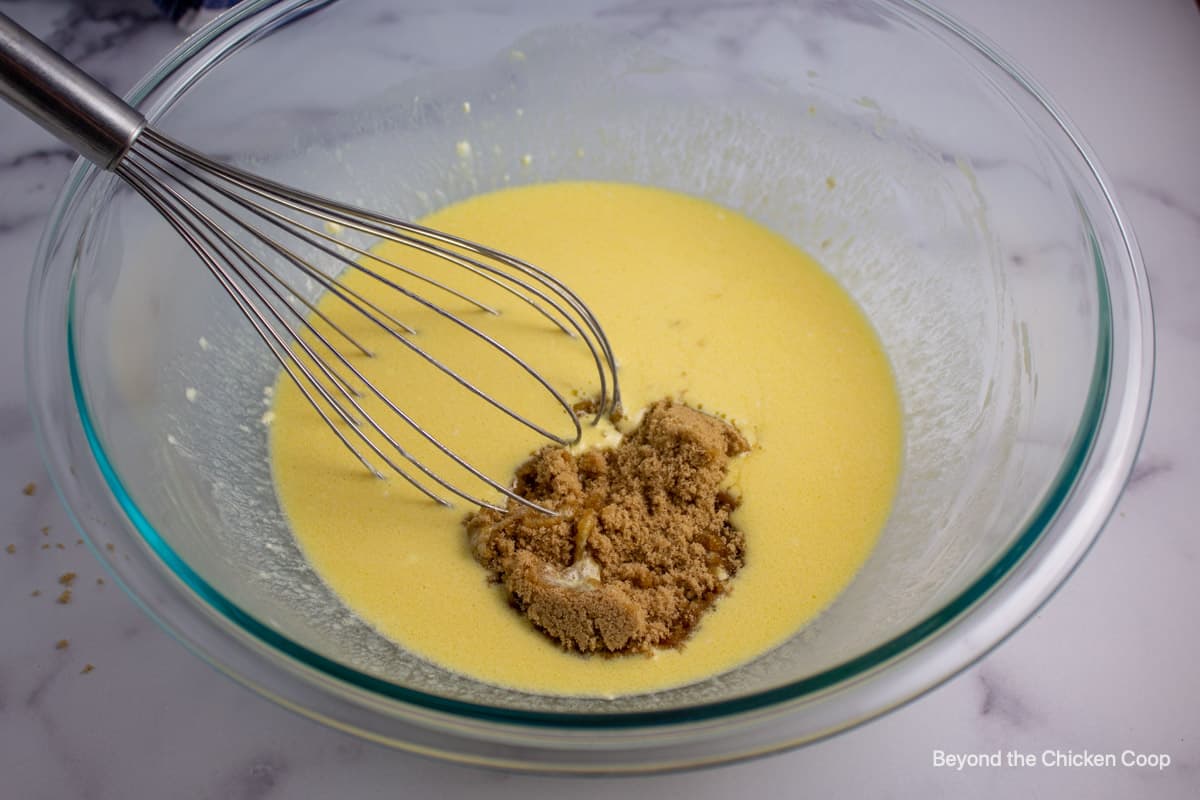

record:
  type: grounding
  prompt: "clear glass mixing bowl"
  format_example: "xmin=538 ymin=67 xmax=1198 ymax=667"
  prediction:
xmin=25 ymin=0 xmax=1152 ymax=773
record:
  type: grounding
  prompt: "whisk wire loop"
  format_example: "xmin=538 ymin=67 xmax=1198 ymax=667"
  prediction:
xmin=120 ymin=158 xmax=536 ymax=512
xmin=137 ymin=140 xmax=586 ymax=448
xmin=112 ymin=130 xmax=620 ymax=514
xmin=138 ymin=131 xmax=621 ymax=422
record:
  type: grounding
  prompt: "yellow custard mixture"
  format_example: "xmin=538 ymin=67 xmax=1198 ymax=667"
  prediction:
xmin=270 ymin=181 xmax=902 ymax=696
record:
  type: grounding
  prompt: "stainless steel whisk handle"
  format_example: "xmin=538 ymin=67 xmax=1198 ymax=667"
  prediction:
xmin=0 ymin=11 xmax=144 ymax=169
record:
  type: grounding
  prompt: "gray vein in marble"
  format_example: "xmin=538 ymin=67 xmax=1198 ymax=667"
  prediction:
xmin=976 ymin=667 xmax=1039 ymax=729
xmin=589 ymin=0 xmax=896 ymax=88
xmin=119 ymin=620 xmax=150 ymax=641
xmin=596 ymin=0 xmax=892 ymax=30
xmin=1006 ymin=240 xmax=1074 ymax=268
xmin=0 ymin=146 xmax=77 ymax=171
xmin=28 ymin=697 xmax=105 ymax=800
xmin=1116 ymin=176 xmax=1200 ymax=342
xmin=365 ymin=7 xmax=402 ymax=27
xmin=1128 ymin=454 xmax=1173 ymax=491
xmin=40 ymin=2 xmax=162 ymax=68
xmin=1118 ymin=178 xmax=1200 ymax=231
xmin=935 ymin=152 xmax=1059 ymax=192
xmin=593 ymin=1 xmax=881 ymax=81
xmin=596 ymin=0 xmax=777 ymax=38
xmin=215 ymin=751 xmax=290 ymax=800
xmin=0 ymin=151 xmax=75 ymax=233
xmin=24 ymin=652 xmax=69 ymax=710
xmin=0 ymin=208 xmax=49 ymax=236
xmin=814 ymin=0 xmax=894 ymax=29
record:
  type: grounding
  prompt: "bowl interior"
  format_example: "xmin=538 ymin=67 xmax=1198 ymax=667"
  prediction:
xmin=66 ymin=0 xmax=1105 ymax=716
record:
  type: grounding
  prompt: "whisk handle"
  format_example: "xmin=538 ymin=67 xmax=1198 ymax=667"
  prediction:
xmin=0 ymin=12 xmax=144 ymax=169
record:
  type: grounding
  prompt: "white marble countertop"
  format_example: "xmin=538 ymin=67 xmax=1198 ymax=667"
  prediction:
xmin=1 ymin=0 xmax=1197 ymax=797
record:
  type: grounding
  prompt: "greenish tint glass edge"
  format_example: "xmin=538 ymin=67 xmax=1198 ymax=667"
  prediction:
xmin=60 ymin=0 xmax=1117 ymax=731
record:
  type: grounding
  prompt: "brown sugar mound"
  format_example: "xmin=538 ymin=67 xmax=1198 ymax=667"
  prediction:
xmin=466 ymin=399 xmax=749 ymax=655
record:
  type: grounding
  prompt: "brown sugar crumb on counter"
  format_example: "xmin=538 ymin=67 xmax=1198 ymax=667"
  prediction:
xmin=22 ymin=482 xmax=36 ymax=496
xmin=81 ymin=664 xmax=94 ymax=675
xmin=4 ymin=544 xmax=14 ymax=554
xmin=58 ymin=572 xmax=77 ymax=587
xmin=467 ymin=399 xmax=749 ymax=655
xmin=55 ymin=639 xmax=69 ymax=651
xmin=56 ymin=589 xmax=72 ymax=605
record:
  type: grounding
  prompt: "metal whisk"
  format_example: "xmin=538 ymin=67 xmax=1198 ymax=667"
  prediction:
xmin=0 ymin=13 xmax=619 ymax=513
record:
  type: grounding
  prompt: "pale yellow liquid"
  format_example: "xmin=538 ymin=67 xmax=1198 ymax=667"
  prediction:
xmin=271 ymin=182 xmax=902 ymax=696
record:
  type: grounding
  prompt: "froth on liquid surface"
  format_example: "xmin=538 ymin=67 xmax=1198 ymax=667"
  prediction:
xmin=270 ymin=181 xmax=903 ymax=696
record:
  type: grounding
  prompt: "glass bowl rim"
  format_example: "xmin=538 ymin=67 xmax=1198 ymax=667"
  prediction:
xmin=26 ymin=0 xmax=1153 ymax=738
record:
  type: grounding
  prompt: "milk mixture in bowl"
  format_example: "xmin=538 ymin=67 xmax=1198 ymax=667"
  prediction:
xmin=269 ymin=181 xmax=902 ymax=697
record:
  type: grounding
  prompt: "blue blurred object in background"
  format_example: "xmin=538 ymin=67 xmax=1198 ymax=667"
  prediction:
xmin=153 ymin=0 xmax=241 ymax=31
